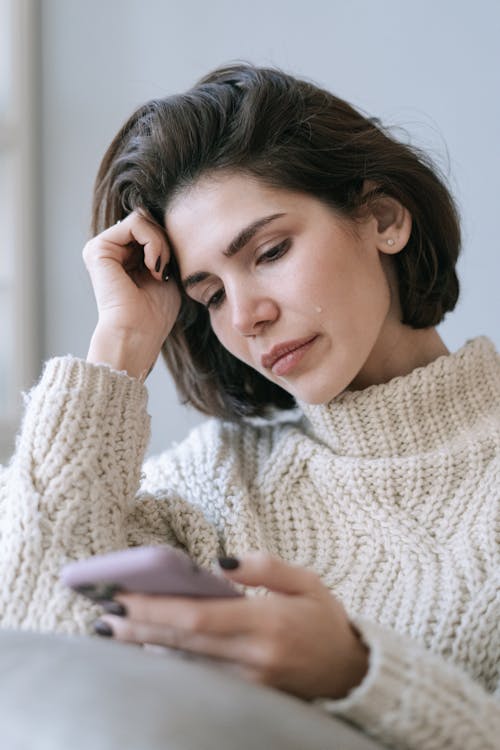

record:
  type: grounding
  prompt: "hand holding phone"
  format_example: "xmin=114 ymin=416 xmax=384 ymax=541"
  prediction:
xmin=61 ymin=546 xmax=242 ymax=601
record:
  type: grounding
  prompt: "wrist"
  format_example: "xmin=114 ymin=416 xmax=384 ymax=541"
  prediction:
xmin=324 ymin=624 xmax=369 ymax=701
xmin=339 ymin=623 xmax=370 ymax=697
xmin=87 ymin=326 xmax=159 ymax=381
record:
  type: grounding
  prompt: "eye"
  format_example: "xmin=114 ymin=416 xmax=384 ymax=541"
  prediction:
xmin=257 ymin=238 xmax=291 ymax=263
xmin=204 ymin=288 xmax=225 ymax=310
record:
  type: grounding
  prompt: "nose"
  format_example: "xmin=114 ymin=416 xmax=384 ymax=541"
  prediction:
xmin=228 ymin=285 xmax=279 ymax=336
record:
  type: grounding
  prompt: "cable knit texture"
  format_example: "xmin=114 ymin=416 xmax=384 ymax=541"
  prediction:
xmin=0 ymin=337 xmax=498 ymax=750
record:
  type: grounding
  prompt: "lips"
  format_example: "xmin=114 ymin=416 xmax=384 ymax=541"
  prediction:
xmin=261 ymin=335 xmax=318 ymax=370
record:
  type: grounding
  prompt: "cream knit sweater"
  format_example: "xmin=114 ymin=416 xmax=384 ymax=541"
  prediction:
xmin=0 ymin=337 xmax=498 ymax=749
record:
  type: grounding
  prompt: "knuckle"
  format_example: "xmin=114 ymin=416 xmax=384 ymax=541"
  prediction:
xmin=124 ymin=594 xmax=161 ymax=624
xmin=252 ymin=551 xmax=275 ymax=572
xmin=134 ymin=596 xmax=152 ymax=622
xmin=82 ymin=237 xmax=101 ymax=264
xmin=257 ymin=550 xmax=274 ymax=564
xmin=164 ymin=626 xmax=184 ymax=649
xmin=269 ymin=615 xmax=289 ymax=641
xmin=82 ymin=240 xmax=94 ymax=262
xmin=236 ymin=665 xmax=261 ymax=685
xmin=134 ymin=209 xmax=155 ymax=229
xmin=256 ymin=640 xmax=282 ymax=674
xmin=257 ymin=668 xmax=275 ymax=687
xmin=181 ymin=608 xmax=208 ymax=633
xmin=111 ymin=618 xmax=135 ymax=642
xmin=305 ymin=569 xmax=322 ymax=588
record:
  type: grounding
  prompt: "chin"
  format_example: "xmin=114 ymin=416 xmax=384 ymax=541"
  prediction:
xmin=297 ymin=392 xmax=341 ymax=406
xmin=282 ymin=365 xmax=359 ymax=405
xmin=284 ymin=382 xmax=345 ymax=406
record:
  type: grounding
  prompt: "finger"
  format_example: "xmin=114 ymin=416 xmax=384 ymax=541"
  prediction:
xmin=98 ymin=211 xmax=171 ymax=282
xmin=219 ymin=552 xmax=324 ymax=596
xmin=112 ymin=593 xmax=256 ymax=636
xmin=98 ymin=614 xmax=260 ymax=664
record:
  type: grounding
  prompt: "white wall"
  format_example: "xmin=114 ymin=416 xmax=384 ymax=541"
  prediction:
xmin=39 ymin=0 xmax=500 ymax=456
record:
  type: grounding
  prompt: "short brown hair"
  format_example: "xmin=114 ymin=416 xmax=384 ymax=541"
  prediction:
xmin=91 ymin=63 xmax=461 ymax=420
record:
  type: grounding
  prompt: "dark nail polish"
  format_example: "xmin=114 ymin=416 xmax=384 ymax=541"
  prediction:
xmin=155 ymin=255 xmax=161 ymax=273
xmin=101 ymin=601 xmax=127 ymax=617
xmin=93 ymin=619 xmax=113 ymax=637
xmin=75 ymin=583 xmax=121 ymax=601
xmin=218 ymin=556 xmax=240 ymax=570
xmin=162 ymin=263 xmax=170 ymax=282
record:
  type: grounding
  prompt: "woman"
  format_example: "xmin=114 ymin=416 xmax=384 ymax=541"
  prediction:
xmin=0 ymin=64 xmax=498 ymax=749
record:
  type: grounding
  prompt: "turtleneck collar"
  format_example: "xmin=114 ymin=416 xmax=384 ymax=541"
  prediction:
xmin=298 ymin=337 xmax=500 ymax=459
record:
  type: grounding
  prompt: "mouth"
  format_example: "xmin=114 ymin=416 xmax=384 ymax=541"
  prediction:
xmin=261 ymin=335 xmax=318 ymax=376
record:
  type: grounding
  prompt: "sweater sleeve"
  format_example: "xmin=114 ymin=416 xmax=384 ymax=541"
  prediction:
xmin=315 ymin=616 xmax=500 ymax=750
xmin=0 ymin=357 xmax=219 ymax=635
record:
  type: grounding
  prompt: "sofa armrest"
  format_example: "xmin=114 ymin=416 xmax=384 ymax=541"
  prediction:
xmin=0 ymin=629 xmax=385 ymax=749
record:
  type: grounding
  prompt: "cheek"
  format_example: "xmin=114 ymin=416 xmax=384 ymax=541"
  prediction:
xmin=210 ymin=316 xmax=249 ymax=362
xmin=334 ymin=253 xmax=390 ymax=316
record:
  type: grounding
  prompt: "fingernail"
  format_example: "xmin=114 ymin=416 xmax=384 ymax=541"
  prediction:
xmin=218 ymin=556 xmax=240 ymax=570
xmin=93 ymin=619 xmax=113 ymax=637
xmin=155 ymin=255 xmax=161 ymax=273
xmin=162 ymin=263 xmax=170 ymax=282
xmin=75 ymin=583 xmax=121 ymax=601
xmin=101 ymin=601 xmax=127 ymax=617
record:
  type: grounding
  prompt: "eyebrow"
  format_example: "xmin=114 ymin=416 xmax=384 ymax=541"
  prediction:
xmin=181 ymin=212 xmax=286 ymax=291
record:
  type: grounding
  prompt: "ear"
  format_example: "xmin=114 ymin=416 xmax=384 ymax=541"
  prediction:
xmin=362 ymin=180 xmax=412 ymax=255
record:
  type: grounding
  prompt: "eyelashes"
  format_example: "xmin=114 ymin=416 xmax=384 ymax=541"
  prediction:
xmin=204 ymin=238 xmax=291 ymax=310
xmin=259 ymin=238 xmax=290 ymax=263
xmin=205 ymin=288 xmax=225 ymax=310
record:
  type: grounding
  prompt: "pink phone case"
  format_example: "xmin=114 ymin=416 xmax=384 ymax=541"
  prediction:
xmin=60 ymin=546 xmax=242 ymax=600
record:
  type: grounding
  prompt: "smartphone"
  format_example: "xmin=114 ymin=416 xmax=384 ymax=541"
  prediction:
xmin=60 ymin=545 xmax=243 ymax=601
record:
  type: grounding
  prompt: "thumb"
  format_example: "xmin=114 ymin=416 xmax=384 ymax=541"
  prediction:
xmin=218 ymin=551 xmax=324 ymax=596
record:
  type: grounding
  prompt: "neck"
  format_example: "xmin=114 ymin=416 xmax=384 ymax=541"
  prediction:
xmin=347 ymin=325 xmax=449 ymax=392
xmin=300 ymin=337 xmax=497 ymax=459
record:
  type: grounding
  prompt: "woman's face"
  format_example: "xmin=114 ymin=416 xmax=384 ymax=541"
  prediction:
xmin=165 ymin=172 xmax=406 ymax=404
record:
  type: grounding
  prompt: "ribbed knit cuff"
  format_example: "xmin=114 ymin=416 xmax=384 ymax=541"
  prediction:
xmin=313 ymin=616 xmax=500 ymax=750
xmin=37 ymin=355 xmax=148 ymax=411
xmin=18 ymin=357 xmax=150 ymax=486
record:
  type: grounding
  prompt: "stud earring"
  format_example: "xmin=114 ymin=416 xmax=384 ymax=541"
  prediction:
xmin=386 ymin=238 xmax=395 ymax=246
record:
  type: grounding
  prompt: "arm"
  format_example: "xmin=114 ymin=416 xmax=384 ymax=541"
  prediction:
xmin=0 ymin=211 xmax=221 ymax=634
xmin=317 ymin=615 xmax=500 ymax=750
xmin=0 ymin=352 xmax=227 ymax=635
xmin=95 ymin=552 xmax=499 ymax=750
xmin=0 ymin=356 xmax=223 ymax=635
xmin=0 ymin=356 xmax=175 ymax=633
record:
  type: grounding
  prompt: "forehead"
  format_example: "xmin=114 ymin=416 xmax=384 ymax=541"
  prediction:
xmin=164 ymin=173 xmax=304 ymax=265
